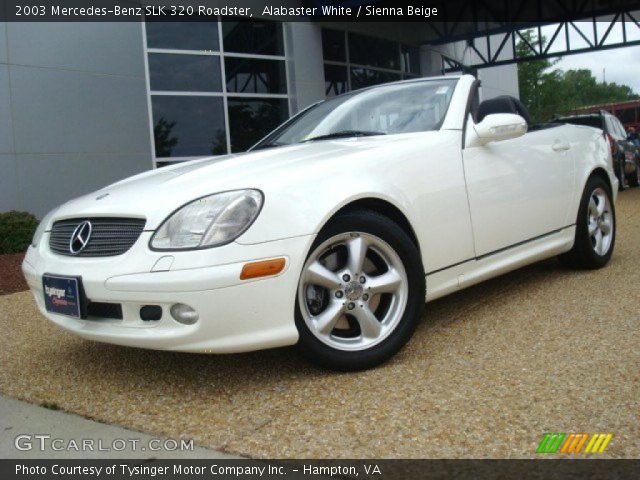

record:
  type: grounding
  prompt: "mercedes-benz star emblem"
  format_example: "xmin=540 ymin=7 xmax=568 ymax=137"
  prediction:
xmin=69 ymin=220 xmax=92 ymax=254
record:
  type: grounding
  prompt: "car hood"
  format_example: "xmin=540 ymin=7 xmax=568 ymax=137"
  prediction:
xmin=48 ymin=133 xmax=438 ymax=230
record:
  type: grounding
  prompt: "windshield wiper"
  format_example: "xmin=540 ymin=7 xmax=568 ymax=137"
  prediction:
xmin=301 ymin=130 xmax=386 ymax=143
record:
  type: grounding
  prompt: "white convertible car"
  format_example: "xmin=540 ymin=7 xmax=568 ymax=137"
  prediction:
xmin=23 ymin=74 xmax=617 ymax=370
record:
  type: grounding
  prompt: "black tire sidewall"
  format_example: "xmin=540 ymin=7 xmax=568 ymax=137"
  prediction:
xmin=295 ymin=210 xmax=425 ymax=370
xmin=631 ymin=158 xmax=640 ymax=187
xmin=573 ymin=176 xmax=616 ymax=269
xmin=618 ymin=156 xmax=627 ymax=190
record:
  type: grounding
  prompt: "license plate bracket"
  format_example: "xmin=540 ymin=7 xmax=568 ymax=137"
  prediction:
xmin=42 ymin=274 xmax=85 ymax=319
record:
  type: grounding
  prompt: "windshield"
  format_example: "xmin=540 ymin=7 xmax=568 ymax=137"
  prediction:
xmin=253 ymin=79 xmax=457 ymax=148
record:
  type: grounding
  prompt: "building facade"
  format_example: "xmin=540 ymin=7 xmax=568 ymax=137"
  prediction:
xmin=0 ymin=20 xmax=519 ymax=217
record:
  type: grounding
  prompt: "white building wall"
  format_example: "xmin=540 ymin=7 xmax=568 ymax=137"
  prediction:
xmin=478 ymin=64 xmax=520 ymax=100
xmin=286 ymin=23 xmax=326 ymax=112
xmin=0 ymin=22 xmax=152 ymax=217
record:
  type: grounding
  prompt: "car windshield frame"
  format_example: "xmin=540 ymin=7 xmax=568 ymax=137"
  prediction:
xmin=250 ymin=77 xmax=459 ymax=150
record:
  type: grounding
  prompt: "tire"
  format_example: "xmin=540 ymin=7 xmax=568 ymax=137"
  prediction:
xmin=629 ymin=157 xmax=640 ymax=188
xmin=617 ymin=156 xmax=627 ymax=191
xmin=295 ymin=210 xmax=425 ymax=371
xmin=559 ymin=175 xmax=615 ymax=269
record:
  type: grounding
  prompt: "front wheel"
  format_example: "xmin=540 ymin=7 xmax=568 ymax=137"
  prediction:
xmin=295 ymin=210 xmax=425 ymax=371
xmin=559 ymin=176 xmax=615 ymax=269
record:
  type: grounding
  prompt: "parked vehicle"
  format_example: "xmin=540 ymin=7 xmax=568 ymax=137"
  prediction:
xmin=554 ymin=111 xmax=640 ymax=188
xmin=23 ymin=75 xmax=617 ymax=370
xmin=628 ymin=126 xmax=640 ymax=185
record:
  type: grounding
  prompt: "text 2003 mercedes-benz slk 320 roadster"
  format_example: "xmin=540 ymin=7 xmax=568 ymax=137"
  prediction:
xmin=23 ymin=74 xmax=617 ymax=370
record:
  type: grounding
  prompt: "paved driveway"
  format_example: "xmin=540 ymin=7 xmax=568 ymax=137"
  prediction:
xmin=1 ymin=189 xmax=638 ymax=458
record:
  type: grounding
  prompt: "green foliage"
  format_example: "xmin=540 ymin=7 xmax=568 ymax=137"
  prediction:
xmin=0 ymin=211 xmax=39 ymax=254
xmin=40 ymin=401 xmax=60 ymax=411
xmin=516 ymin=30 xmax=639 ymax=123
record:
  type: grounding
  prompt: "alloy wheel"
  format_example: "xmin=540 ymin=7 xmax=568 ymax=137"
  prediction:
xmin=298 ymin=232 xmax=408 ymax=351
xmin=587 ymin=187 xmax=614 ymax=256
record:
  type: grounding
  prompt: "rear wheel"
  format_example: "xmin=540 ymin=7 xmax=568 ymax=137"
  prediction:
xmin=295 ymin=210 xmax=425 ymax=371
xmin=617 ymin=156 xmax=627 ymax=191
xmin=559 ymin=176 xmax=615 ymax=269
xmin=629 ymin=156 xmax=640 ymax=187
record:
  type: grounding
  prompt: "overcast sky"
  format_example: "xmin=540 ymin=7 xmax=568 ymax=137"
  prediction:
xmin=554 ymin=47 xmax=640 ymax=94
xmin=540 ymin=22 xmax=640 ymax=94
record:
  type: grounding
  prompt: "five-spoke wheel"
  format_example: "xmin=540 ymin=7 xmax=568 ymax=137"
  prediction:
xmin=560 ymin=175 xmax=615 ymax=269
xmin=299 ymin=232 xmax=408 ymax=351
xmin=587 ymin=187 xmax=613 ymax=256
xmin=295 ymin=210 xmax=424 ymax=370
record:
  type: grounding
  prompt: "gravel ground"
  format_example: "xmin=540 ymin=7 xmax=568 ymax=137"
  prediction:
xmin=0 ymin=190 xmax=638 ymax=459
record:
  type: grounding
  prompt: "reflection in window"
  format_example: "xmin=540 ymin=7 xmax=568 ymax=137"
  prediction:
xmin=146 ymin=19 xmax=290 ymax=162
xmin=322 ymin=29 xmax=346 ymax=62
xmin=227 ymin=98 xmax=289 ymax=152
xmin=401 ymin=45 xmax=420 ymax=74
xmin=149 ymin=54 xmax=222 ymax=92
xmin=225 ymin=58 xmax=286 ymax=94
xmin=151 ymin=96 xmax=227 ymax=157
xmin=324 ymin=64 xmax=348 ymax=97
xmin=222 ymin=20 xmax=284 ymax=55
xmin=146 ymin=22 xmax=219 ymax=51
xmin=350 ymin=68 xmax=401 ymax=90
xmin=349 ymin=33 xmax=399 ymax=70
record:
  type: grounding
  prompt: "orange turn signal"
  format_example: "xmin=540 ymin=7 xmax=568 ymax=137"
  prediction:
xmin=240 ymin=258 xmax=286 ymax=280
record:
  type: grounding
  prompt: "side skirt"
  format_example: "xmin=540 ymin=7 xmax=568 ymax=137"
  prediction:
xmin=425 ymin=226 xmax=576 ymax=302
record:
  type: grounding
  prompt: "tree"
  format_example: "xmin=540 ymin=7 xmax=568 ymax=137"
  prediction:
xmin=516 ymin=30 xmax=562 ymax=122
xmin=153 ymin=117 xmax=178 ymax=157
xmin=516 ymin=30 xmax=639 ymax=122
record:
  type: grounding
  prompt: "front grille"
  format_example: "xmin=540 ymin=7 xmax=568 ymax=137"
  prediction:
xmin=49 ymin=218 xmax=146 ymax=257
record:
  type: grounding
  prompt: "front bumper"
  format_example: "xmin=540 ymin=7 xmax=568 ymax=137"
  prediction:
xmin=22 ymin=233 xmax=315 ymax=353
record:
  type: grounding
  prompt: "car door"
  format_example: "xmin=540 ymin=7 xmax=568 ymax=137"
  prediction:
xmin=462 ymin=98 xmax=575 ymax=257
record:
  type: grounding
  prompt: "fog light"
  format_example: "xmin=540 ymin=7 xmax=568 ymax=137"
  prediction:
xmin=170 ymin=303 xmax=199 ymax=325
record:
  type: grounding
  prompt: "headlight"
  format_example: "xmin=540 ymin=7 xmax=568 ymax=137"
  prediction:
xmin=31 ymin=209 xmax=57 ymax=247
xmin=150 ymin=189 xmax=263 ymax=250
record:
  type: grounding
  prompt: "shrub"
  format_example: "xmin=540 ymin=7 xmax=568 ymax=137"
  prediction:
xmin=0 ymin=211 xmax=39 ymax=254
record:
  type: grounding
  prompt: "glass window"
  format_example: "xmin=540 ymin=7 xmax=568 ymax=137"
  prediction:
xmin=401 ymin=45 xmax=420 ymax=74
xmin=612 ymin=117 xmax=627 ymax=137
xmin=224 ymin=58 xmax=286 ymax=94
xmin=222 ymin=20 xmax=284 ymax=56
xmin=227 ymin=98 xmax=289 ymax=152
xmin=148 ymin=54 xmax=222 ymax=92
xmin=146 ymin=22 xmax=219 ymax=51
xmin=322 ymin=29 xmax=346 ymax=62
xmin=151 ymin=96 xmax=227 ymax=157
xmin=255 ymin=79 xmax=457 ymax=148
xmin=349 ymin=33 xmax=399 ymax=70
xmin=604 ymin=116 xmax=620 ymax=138
xmin=350 ymin=68 xmax=401 ymax=90
xmin=324 ymin=64 xmax=348 ymax=97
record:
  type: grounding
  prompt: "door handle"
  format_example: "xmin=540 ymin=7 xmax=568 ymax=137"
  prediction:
xmin=552 ymin=141 xmax=571 ymax=151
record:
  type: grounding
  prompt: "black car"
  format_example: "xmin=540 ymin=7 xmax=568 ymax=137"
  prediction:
xmin=554 ymin=111 xmax=640 ymax=190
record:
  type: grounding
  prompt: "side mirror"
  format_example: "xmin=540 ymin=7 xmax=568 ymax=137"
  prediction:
xmin=474 ymin=113 xmax=527 ymax=144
